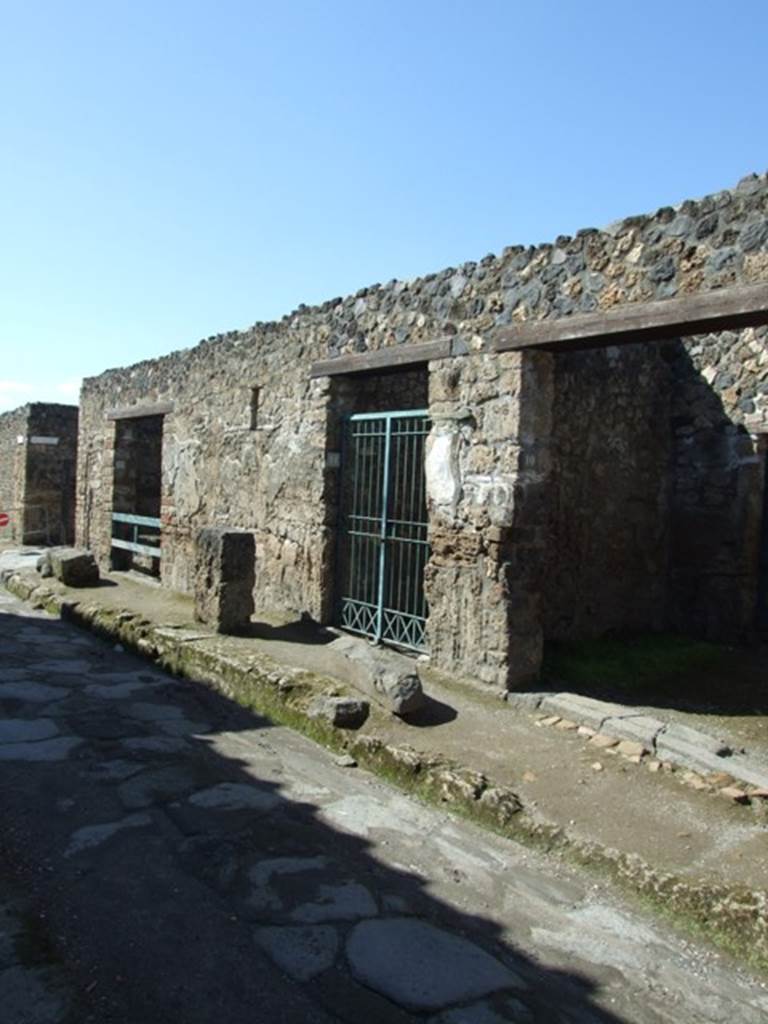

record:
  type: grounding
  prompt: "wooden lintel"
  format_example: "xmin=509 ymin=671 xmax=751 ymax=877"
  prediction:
xmin=106 ymin=402 xmax=175 ymax=421
xmin=492 ymin=283 xmax=768 ymax=353
xmin=310 ymin=337 xmax=465 ymax=378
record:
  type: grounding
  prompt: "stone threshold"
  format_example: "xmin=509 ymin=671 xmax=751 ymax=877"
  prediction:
xmin=3 ymin=565 xmax=768 ymax=974
xmin=507 ymin=690 xmax=768 ymax=801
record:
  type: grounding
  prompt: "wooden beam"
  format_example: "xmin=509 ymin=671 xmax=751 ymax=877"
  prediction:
xmin=310 ymin=337 xmax=466 ymax=378
xmin=106 ymin=402 xmax=174 ymax=421
xmin=492 ymin=283 xmax=768 ymax=353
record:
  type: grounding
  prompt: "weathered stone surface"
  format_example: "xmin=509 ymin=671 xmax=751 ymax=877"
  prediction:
xmin=41 ymin=547 xmax=100 ymax=587
xmin=0 ymin=719 xmax=59 ymax=744
xmin=655 ymin=722 xmax=734 ymax=773
xmin=193 ymin=527 xmax=255 ymax=634
xmin=346 ymin=918 xmax=520 ymax=1011
xmin=0 ymin=403 xmax=78 ymax=547
xmin=64 ymin=813 xmax=152 ymax=858
xmin=307 ymin=696 xmax=369 ymax=729
xmin=290 ymin=882 xmax=377 ymax=923
xmin=0 ymin=682 xmax=68 ymax=703
xmin=328 ymin=635 xmax=426 ymax=715
xmin=187 ymin=783 xmax=279 ymax=813
xmin=0 ymin=965 xmax=71 ymax=1024
xmin=0 ymin=737 xmax=81 ymax=762
xmin=74 ymin=169 xmax=768 ymax=688
xmin=721 ymin=757 xmax=768 ymax=791
xmin=254 ymin=925 xmax=339 ymax=981
xmin=540 ymin=694 xmax=626 ymax=731
xmin=602 ymin=715 xmax=665 ymax=748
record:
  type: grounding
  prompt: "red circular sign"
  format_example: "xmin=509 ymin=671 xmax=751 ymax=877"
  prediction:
xmin=0 ymin=513 xmax=9 ymax=528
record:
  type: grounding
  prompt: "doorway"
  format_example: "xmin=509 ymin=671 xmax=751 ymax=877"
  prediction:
xmin=336 ymin=409 xmax=430 ymax=651
xmin=111 ymin=414 xmax=163 ymax=576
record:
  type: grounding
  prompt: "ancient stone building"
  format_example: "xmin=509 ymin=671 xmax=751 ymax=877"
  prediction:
xmin=0 ymin=403 xmax=79 ymax=546
xmin=76 ymin=173 xmax=768 ymax=688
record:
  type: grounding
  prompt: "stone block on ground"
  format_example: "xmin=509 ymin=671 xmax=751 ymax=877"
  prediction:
xmin=38 ymin=547 xmax=99 ymax=587
xmin=602 ymin=714 xmax=665 ymax=748
xmin=654 ymin=722 xmax=734 ymax=773
xmin=308 ymin=696 xmax=370 ymax=729
xmin=328 ymin=635 xmax=426 ymax=715
xmin=539 ymin=693 xmax=626 ymax=731
xmin=193 ymin=528 xmax=255 ymax=634
xmin=720 ymin=756 xmax=768 ymax=791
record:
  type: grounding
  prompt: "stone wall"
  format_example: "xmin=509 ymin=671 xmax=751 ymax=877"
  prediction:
xmin=544 ymin=344 xmax=673 ymax=641
xmin=0 ymin=404 xmax=78 ymax=545
xmin=76 ymin=171 xmax=768 ymax=687
xmin=667 ymin=325 xmax=768 ymax=639
xmin=0 ymin=406 xmax=29 ymax=542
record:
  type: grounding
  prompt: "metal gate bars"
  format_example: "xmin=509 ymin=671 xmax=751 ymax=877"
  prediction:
xmin=337 ymin=409 xmax=431 ymax=652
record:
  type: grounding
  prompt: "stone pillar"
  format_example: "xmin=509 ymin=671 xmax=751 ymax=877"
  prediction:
xmin=194 ymin=527 xmax=255 ymax=634
xmin=424 ymin=350 xmax=553 ymax=689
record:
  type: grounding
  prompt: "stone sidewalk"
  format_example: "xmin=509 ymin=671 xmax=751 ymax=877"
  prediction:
xmin=1 ymin=585 xmax=768 ymax=1023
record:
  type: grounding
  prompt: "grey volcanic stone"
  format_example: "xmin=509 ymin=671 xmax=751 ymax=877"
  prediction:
xmin=0 ymin=965 xmax=71 ymax=1024
xmin=64 ymin=813 xmax=152 ymax=858
xmin=329 ymin=635 xmax=426 ymax=715
xmin=187 ymin=783 xmax=279 ymax=813
xmin=290 ymin=882 xmax=377 ymax=923
xmin=308 ymin=696 xmax=369 ymax=729
xmin=0 ymin=737 xmax=81 ymax=762
xmin=0 ymin=682 xmax=69 ymax=703
xmin=254 ymin=925 xmax=339 ymax=981
xmin=655 ymin=722 xmax=733 ymax=771
xmin=346 ymin=918 xmax=520 ymax=1011
xmin=0 ymin=719 xmax=59 ymax=744
xmin=44 ymin=547 xmax=100 ymax=587
xmin=194 ymin=527 xmax=255 ymax=634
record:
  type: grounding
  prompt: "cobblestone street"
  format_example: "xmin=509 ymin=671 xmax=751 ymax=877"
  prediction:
xmin=1 ymin=585 xmax=768 ymax=1024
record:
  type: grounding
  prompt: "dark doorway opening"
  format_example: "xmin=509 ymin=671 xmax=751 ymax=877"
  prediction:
xmin=111 ymin=415 xmax=163 ymax=577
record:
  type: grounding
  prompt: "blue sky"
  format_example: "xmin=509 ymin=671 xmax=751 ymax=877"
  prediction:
xmin=1 ymin=0 xmax=766 ymax=411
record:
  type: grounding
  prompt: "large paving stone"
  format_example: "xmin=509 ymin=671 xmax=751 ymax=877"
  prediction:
xmin=249 ymin=856 xmax=330 ymax=915
xmin=290 ymin=882 xmax=377 ymax=923
xmin=254 ymin=925 xmax=339 ymax=981
xmin=0 ymin=737 xmax=81 ymax=762
xmin=346 ymin=918 xmax=520 ymax=1012
xmin=0 ymin=719 xmax=59 ymax=744
xmin=434 ymin=1000 xmax=534 ymax=1024
xmin=0 ymin=682 xmax=69 ymax=703
xmin=84 ymin=680 xmax=156 ymax=700
xmin=118 ymin=765 xmax=201 ymax=809
xmin=64 ymin=813 xmax=153 ymax=858
xmin=0 ymin=964 xmax=71 ymax=1024
xmin=187 ymin=782 xmax=280 ymax=813
xmin=121 ymin=736 xmax=189 ymax=755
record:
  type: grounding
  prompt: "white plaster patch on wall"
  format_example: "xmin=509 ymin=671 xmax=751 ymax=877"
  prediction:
xmin=425 ymin=430 xmax=460 ymax=515
xmin=166 ymin=438 xmax=203 ymax=518
xmin=462 ymin=474 xmax=517 ymax=526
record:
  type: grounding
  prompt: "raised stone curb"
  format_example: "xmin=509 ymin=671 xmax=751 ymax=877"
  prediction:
xmin=531 ymin=690 xmax=765 ymax=794
xmin=4 ymin=567 xmax=768 ymax=972
xmin=602 ymin=714 xmax=666 ymax=749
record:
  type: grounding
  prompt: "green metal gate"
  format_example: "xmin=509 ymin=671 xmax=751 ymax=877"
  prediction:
xmin=337 ymin=409 xmax=431 ymax=651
